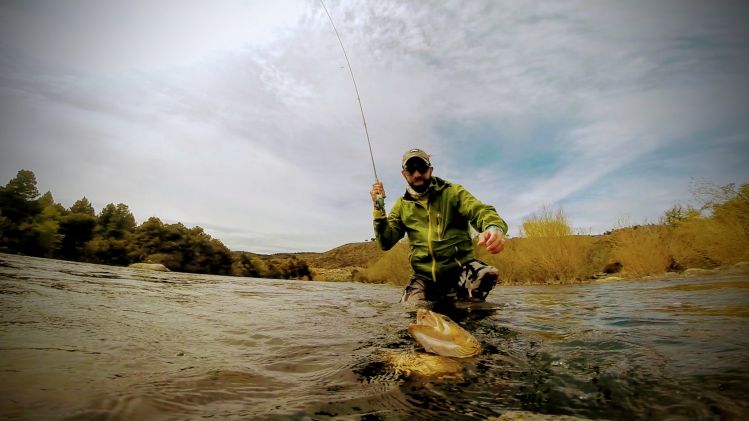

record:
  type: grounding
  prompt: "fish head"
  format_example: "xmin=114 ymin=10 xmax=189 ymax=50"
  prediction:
xmin=414 ymin=308 xmax=445 ymax=329
xmin=407 ymin=309 xmax=480 ymax=358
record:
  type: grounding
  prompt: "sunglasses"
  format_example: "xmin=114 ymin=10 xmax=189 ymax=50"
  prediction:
xmin=404 ymin=160 xmax=430 ymax=175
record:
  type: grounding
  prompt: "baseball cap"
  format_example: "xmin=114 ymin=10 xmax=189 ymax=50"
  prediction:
xmin=401 ymin=148 xmax=431 ymax=169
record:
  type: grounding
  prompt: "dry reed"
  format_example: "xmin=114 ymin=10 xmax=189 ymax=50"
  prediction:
xmin=360 ymin=182 xmax=749 ymax=285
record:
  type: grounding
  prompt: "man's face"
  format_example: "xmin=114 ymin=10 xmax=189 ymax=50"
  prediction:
xmin=402 ymin=158 xmax=432 ymax=189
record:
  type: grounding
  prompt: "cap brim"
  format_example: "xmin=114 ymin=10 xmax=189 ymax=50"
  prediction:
xmin=402 ymin=156 xmax=430 ymax=168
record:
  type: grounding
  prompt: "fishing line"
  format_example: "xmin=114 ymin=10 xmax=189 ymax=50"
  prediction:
xmin=319 ymin=0 xmax=385 ymax=210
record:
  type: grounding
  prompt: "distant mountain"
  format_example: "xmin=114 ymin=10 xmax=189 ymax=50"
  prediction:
xmin=279 ymin=241 xmax=385 ymax=269
xmin=232 ymin=241 xmax=386 ymax=282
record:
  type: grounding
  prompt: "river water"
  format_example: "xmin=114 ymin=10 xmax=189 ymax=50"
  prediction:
xmin=1 ymin=253 xmax=748 ymax=420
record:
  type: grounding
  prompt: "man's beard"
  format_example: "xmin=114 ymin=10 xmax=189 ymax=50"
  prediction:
xmin=409 ymin=177 xmax=432 ymax=193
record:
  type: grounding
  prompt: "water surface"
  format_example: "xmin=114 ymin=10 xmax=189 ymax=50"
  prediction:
xmin=1 ymin=253 xmax=748 ymax=420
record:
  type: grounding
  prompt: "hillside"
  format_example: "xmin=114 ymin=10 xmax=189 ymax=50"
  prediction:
xmin=289 ymin=241 xmax=385 ymax=268
xmin=273 ymin=241 xmax=386 ymax=282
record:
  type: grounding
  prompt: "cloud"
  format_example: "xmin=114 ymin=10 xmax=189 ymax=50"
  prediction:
xmin=1 ymin=0 xmax=747 ymax=252
xmin=0 ymin=0 xmax=307 ymax=73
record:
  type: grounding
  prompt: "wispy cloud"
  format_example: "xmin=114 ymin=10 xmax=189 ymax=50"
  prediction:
xmin=1 ymin=0 xmax=747 ymax=252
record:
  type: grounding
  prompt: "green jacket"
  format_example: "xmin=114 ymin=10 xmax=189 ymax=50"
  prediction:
xmin=373 ymin=177 xmax=508 ymax=283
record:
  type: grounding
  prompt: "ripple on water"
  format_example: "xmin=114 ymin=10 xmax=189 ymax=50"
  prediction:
xmin=603 ymin=316 xmax=676 ymax=327
xmin=73 ymin=369 xmax=296 ymax=420
xmin=2 ymin=253 xmax=749 ymax=420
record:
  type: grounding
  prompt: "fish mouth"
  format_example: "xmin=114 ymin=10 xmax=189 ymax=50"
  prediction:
xmin=409 ymin=309 xmax=446 ymax=345
xmin=408 ymin=309 xmax=481 ymax=358
xmin=414 ymin=308 xmax=440 ymax=328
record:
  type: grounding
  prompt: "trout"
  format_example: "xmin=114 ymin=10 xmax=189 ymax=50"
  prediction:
xmin=384 ymin=351 xmax=463 ymax=378
xmin=407 ymin=309 xmax=481 ymax=358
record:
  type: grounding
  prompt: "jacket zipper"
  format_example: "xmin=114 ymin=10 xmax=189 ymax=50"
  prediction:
xmin=427 ymin=201 xmax=437 ymax=282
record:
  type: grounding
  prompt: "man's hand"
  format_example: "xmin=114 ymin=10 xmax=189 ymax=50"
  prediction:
xmin=370 ymin=181 xmax=386 ymax=206
xmin=477 ymin=227 xmax=506 ymax=254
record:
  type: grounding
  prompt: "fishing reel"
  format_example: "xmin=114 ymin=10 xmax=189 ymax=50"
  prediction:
xmin=375 ymin=194 xmax=386 ymax=212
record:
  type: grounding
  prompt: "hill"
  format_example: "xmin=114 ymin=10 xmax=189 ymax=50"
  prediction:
xmin=264 ymin=241 xmax=385 ymax=282
xmin=289 ymin=241 xmax=385 ymax=268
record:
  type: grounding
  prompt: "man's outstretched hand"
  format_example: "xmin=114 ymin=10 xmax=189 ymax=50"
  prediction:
xmin=477 ymin=228 xmax=506 ymax=254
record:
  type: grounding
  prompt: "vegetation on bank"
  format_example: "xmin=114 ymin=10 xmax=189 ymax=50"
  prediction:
xmin=3 ymin=169 xmax=747 ymax=285
xmin=360 ymin=182 xmax=749 ymax=286
xmin=0 ymin=170 xmax=311 ymax=279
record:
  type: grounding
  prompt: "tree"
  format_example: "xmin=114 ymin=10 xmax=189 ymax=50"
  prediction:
xmin=0 ymin=170 xmax=42 ymax=223
xmin=661 ymin=204 xmax=700 ymax=227
xmin=0 ymin=170 xmax=43 ymax=252
xmin=232 ymin=253 xmax=268 ymax=278
xmin=85 ymin=203 xmax=137 ymax=264
xmin=284 ymin=256 xmax=311 ymax=279
xmin=206 ymin=238 xmax=233 ymax=275
xmin=38 ymin=191 xmax=65 ymax=214
xmin=707 ymin=183 xmax=749 ymax=234
xmin=24 ymin=194 xmax=66 ymax=256
xmin=125 ymin=219 xmax=234 ymax=274
xmin=59 ymin=213 xmax=96 ymax=260
xmin=0 ymin=169 xmax=312 ymax=278
xmin=95 ymin=203 xmax=136 ymax=239
xmin=127 ymin=217 xmax=182 ymax=269
xmin=24 ymin=215 xmax=62 ymax=257
xmin=690 ymin=181 xmax=749 ymax=234
xmin=70 ymin=197 xmax=95 ymax=216
xmin=179 ymin=226 xmax=233 ymax=274
xmin=4 ymin=169 xmax=40 ymax=201
xmin=84 ymin=237 xmax=131 ymax=265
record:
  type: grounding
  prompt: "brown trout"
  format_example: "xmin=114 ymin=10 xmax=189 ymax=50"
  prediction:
xmin=384 ymin=351 xmax=463 ymax=378
xmin=407 ymin=309 xmax=481 ymax=358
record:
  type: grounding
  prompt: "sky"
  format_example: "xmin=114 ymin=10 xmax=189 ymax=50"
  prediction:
xmin=1 ymin=0 xmax=748 ymax=254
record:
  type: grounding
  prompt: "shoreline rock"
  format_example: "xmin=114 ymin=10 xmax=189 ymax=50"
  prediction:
xmin=636 ymin=261 xmax=749 ymax=282
xmin=129 ymin=263 xmax=170 ymax=272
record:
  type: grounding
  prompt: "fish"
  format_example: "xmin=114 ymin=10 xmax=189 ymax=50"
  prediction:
xmin=407 ymin=309 xmax=481 ymax=358
xmin=384 ymin=351 xmax=463 ymax=378
xmin=488 ymin=411 xmax=596 ymax=421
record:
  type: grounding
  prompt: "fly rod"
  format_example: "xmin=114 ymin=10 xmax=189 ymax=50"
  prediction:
xmin=319 ymin=0 xmax=385 ymax=211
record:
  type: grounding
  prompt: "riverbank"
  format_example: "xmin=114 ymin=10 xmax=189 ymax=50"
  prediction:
xmin=309 ymin=258 xmax=749 ymax=286
xmin=3 ymin=170 xmax=746 ymax=285
xmin=355 ymin=183 xmax=749 ymax=286
xmin=358 ymin=225 xmax=748 ymax=286
xmin=590 ymin=261 xmax=749 ymax=283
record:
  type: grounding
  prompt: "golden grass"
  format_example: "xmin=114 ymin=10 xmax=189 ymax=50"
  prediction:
xmin=668 ymin=217 xmax=749 ymax=268
xmin=480 ymin=236 xmax=597 ymax=284
xmin=607 ymin=225 xmax=672 ymax=277
xmin=490 ymin=204 xmax=593 ymax=283
xmin=360 ymin=241 xmax=411 ymax=286
xmin=357 ymin=182 xmax=749 ymax=285
xmin=520 ymin=205 xmax=573 ymax=238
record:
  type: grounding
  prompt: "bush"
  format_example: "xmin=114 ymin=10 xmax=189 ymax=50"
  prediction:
xmin=668 ymin=216 xmax=748 ymax=269
xmin=607 ymin=226 xmax=672 ymax=277
xmin=483 ymin=205 xmax=593 ymax=284
xmin=361 ymin=183 xmax=749 ymax=285
xmin=481 ymin=235 xmax=595 ymax=284
xmin=520 ymin=205 xmax=574 ymax=238
xmin=362 ymin=241 xmax=411 ymax=286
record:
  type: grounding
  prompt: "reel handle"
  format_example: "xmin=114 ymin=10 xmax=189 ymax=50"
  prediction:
xmin=375 ymin=193 xmax=386 ymax=212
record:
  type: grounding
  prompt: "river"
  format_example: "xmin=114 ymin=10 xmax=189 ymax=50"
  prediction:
xmin=1 ymin=253 xmax=748 ymax=420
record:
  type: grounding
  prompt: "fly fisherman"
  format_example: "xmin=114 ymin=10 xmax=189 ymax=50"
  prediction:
xmin=370 ymin=148 xmax=509 ymax=305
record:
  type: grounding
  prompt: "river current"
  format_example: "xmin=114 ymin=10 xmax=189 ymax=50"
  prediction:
xmin=1 ymin=253 xmax=748 ymax=420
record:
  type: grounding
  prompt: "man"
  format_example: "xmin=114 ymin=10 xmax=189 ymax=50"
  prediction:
xmin=370 ymin=148 xmax=508 ymax=306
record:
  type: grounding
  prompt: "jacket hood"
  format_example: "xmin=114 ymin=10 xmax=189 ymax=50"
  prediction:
xmin=402 ymin=177 xmax=448 ymax=201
